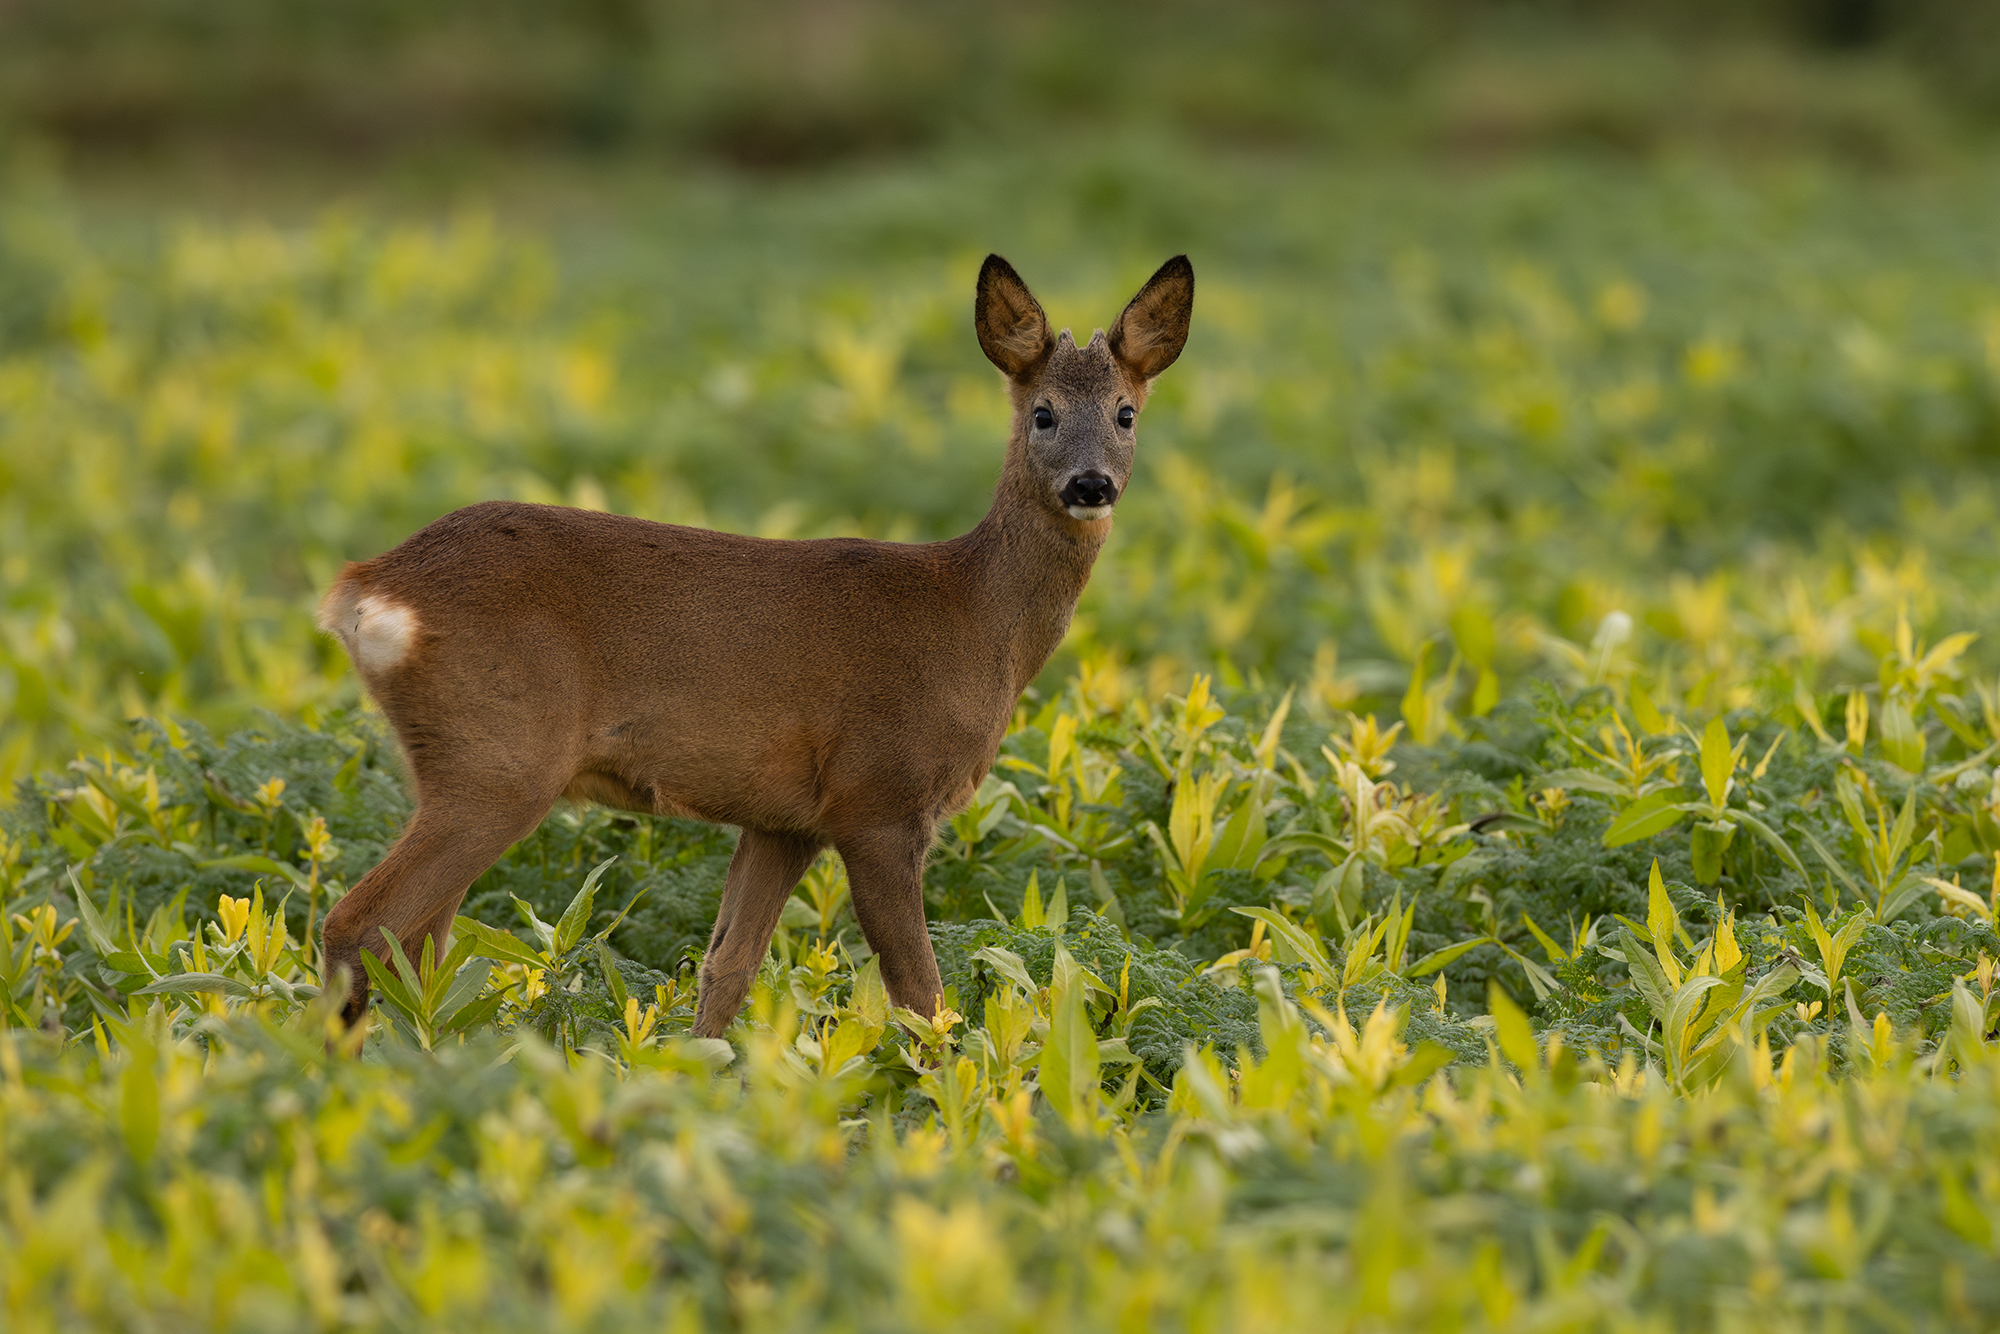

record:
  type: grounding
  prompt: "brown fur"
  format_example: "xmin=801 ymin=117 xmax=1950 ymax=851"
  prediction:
xmin=317 ymin=254 xmax=1194 ymax=1036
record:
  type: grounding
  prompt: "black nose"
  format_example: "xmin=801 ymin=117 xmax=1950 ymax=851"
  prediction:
xmin=1062 ymin=472 xmax=1118 ymax=508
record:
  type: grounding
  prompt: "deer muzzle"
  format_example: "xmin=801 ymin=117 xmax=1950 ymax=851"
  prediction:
xmin=1061 ymin=471 xmax=1118 ymax=520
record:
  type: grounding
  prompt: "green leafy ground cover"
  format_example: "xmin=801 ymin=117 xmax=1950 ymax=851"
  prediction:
xmin=10 ymin=86 xmax=2000 ymax=1327
xmin=12 ymin=151 xmax=2000 ymax=781
xmin=7 ymin=639 xmax=2000 ymax=1327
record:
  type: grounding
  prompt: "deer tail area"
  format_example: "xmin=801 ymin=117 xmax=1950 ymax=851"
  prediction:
xmin=317 ymin=568 xmax=421 ymax=677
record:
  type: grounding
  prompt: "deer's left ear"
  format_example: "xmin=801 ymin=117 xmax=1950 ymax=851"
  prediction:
xmin=1109 ymin=255 xmax=1194 ymax=380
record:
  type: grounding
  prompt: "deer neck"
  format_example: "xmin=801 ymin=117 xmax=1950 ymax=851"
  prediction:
xmin=958 ymin=446 xmax=1108 ymax=695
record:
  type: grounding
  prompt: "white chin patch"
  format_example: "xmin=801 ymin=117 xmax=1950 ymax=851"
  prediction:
xmin=1065 ymin=504 xmax=1114 ymax=521
xmin=352 ymin=596 xmax=420 ymax=673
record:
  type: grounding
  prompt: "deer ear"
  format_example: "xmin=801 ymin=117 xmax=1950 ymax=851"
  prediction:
xmin=974 ymin=254 xmax=1053 ymax=379
xmin=1109 ymin=255 xmax=1194 ymax=380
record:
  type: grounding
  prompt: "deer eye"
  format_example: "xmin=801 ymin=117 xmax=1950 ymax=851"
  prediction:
xmin=1033 ymin=406 xmax=1054 ymax=430
xmin=1117 ymin=405 xmax=1135 ymax=428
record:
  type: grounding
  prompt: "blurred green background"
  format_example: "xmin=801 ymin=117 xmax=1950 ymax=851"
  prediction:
xmin=7 ymin=0 xmax=2000 ymax=781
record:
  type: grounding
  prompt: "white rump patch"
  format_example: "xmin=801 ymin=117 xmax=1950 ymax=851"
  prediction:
xmin=348 ymin=596 xmax=419 ymax=673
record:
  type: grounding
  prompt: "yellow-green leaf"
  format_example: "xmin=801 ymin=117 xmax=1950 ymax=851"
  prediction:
xmin=1699 ymin=716 xmax=1733 ymax=808
xmin=1487 ymin=980 xmax=1538 ymax=1075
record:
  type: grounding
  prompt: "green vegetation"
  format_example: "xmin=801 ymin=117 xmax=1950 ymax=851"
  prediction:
xmin=10 ymin=5 xmax=2000 ymax=1327
xmin=14 ymin=152 xmax=2000 ymax=784
xmin=8 ymin=665 xmax=2000 ymax=1327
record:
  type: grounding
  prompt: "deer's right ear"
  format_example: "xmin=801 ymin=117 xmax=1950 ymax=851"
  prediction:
xmin=974 ymin=254 xmax=1053 ymax=380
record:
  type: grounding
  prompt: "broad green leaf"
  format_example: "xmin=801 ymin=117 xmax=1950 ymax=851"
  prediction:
xmin=511 ymin=897 xmax=559 ymax=955
xmin=849 ymin=955 xmax=890 ymax=1032
xmin=377 ymin=927 xmax=427 ymax=998
xmin=359 ymin=945 xmax=422 ymax=1020
xmin=1802 ymin=904 xmax=1871 ymax=986
xmin=1664 ymin=974 xmax=1727 ymax=1076
xmin=1384 ymin=893 xmax=1416 ymax=972
xmin=1258 ymin=831 xmax=1353 ymax=867
xmin=1331 ymin=855 xmax=1367 ymax=929
xmin=1737 ymin=963 xmax=1800 ymax=1015
xmin=1342 ymin=912 xmax=1393 ymax=989
xmin=1401 ymin=641 xmax=1432 ymax=741
xmin=1878 ymin=874 xmax=1928 ymax=924
xmin=673 ymin=1037 xmax=738 ymax=1069
xmin=1925 ymin=877 xmax=1995 ymax=925
xmin=1677 ymin=1040 xmax=1736 ymax=1092
xmin=1684 ymin=958 xmax=1747 ymax=1047
xmin=1887 ymin=786 xmax=1917 ymax=874
xmin=437 ymin=960 xmax=494 ymax=1024
xmin=1645 ymin=861 xmax=1683 ymax=987
xmin=99 ymin=951 xmax=160 ymax=980
xmin=553 ymin=856 xmax=617 ymax=956
xmin=1405 ymin=936 xmax=1492 ymax=978
xmin=1877 ymin=694 xmax=1924 ymax=773
xmin=120 ymin=1050 xmax=159 ymax=1166
xmin=1602 ymin=792 xmax=1687 ymax=847
xmin=1487 ymin=980 xmax=1538 ymax=1075
xmin=1041 ymin=942 xmax=1099 ymax=1127
xmin=1389 ymin=1040 xmax=1457 ymax=1088
xmin=1631 ymin=683 xmax=1672 ymax=735
xmin=1519 ymin=912 xmax=1566 ymax=962
xmin=1208 ymin=786 xmax=1265 ymax=872
xmin=1798 ymin=828 xmax=1865 ymax=903
xmin=66 ymin=868 xmax=120 ymax=957
xmin=594 ymin=940 xmax=628 ymax=1009
xmin=1621 ymin=925 xmax=1673 ymax=1026
xmin=971 ymin=946 xmax=1038 ymax=997
xmin=1450 ymin=604 xmax=1497 ymax=668
xmin=452 ymin=916 xmax=545 ymax=969
xmin=1492 ymin=942 xmax=1563 ymax=1002
xmin=1242 ymin=967 xmax=1304 ymax=1110
xmin=1231 ymin=906 xmax=1334 ymax=975
xmin=1616 ymin=1011 xmax=1665 ymax=1063
xmin=1931 ymin=698 xmax=1987 ymax=752
xmin=1539 ymin=767 xmax=1632 ymax=798
xmin=1730 ymin=811 xmax=1809 ymax=881
xmin=1088 ymin=860 xmax=1126 ymax=929
xmin=197 ymin=854 xmax=310 ymax=890
xmin=1951 ymin=981 xmax=1993 ymax=1070
xmin=1046 ymin=713 xmax=1077 ymax=786
xmin=441 ymin=989 xmax=508 ymax=1037
xmin=134 ymin=971 xmax=254 ymax=999
xmin=1046 ymin=875 xmax=1068 ymax=927
xmin=331 ymin=746 xmax=365 ymax=793
xmin=1698 ymin=716 xmax=1733 ymax=808
xmin=1689 ymin=821 xmax=1733 ymax=885
xmin=1018 ymin=870 xmax=1045 ymax=929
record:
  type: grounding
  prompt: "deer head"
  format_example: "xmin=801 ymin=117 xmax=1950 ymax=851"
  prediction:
xmin=975 ymin=254 xmax=1195 ymax=523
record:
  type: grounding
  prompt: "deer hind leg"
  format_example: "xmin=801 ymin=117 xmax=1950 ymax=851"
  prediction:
xmin=322 ymin=792 xmax=555 ymax=1024
xmin=837 ymin=817 xmax=943 ymax=1021
xmin=692 ymin=829 xmax=823 ymax=1037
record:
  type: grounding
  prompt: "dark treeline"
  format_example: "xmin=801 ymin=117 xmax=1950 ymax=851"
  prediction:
xmin=2 ymin=0 xmax=1995 ymax=169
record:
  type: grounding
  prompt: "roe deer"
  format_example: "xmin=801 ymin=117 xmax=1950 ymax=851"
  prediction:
xmin=316 ymin=253 xmax=1194 ymax=1036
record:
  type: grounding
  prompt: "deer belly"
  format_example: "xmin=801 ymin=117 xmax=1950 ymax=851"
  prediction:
xmin=598 ymin=714 xmax=827 ymax=832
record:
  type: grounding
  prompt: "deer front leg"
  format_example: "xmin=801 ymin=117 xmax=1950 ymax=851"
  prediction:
xmin=693 ymin=828 xmax=823 ymax=1037
xmin=836 ymin=817 xmax=943 ymax=1020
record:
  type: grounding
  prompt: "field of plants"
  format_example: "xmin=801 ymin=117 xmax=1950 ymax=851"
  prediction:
xmin=11 ymin=10 xmax=2000 ymax=1321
